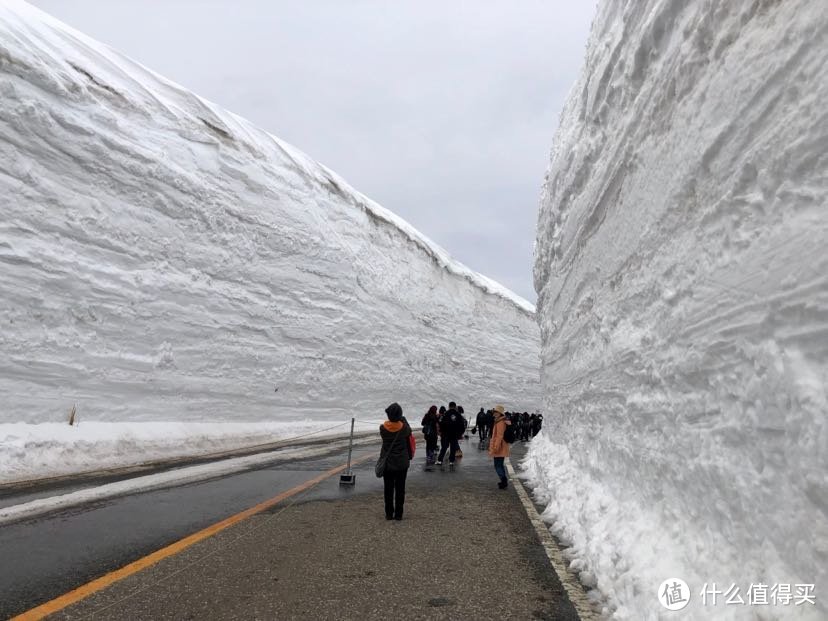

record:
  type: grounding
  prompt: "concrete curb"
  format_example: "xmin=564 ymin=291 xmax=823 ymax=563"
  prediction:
xmin=507 ymin=457 xmax=601 ymax=620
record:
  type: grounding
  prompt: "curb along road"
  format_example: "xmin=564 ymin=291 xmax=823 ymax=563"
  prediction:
xmin=507 ymin=457 xmax=600 ymax=621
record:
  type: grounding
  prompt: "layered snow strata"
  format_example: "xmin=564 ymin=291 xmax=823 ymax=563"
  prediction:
xmin=529 ymin=0 xmax=827 ymax=619
xmin=0 ymin=0 xmax=540 ymax=438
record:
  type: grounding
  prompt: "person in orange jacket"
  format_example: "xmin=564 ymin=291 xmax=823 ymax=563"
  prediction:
xmin=487 ymin=404 xmax=511 ymax=489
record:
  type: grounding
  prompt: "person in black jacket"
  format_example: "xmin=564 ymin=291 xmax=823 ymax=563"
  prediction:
xmin=532 ymin=413 xmax=543 ymax=437
xmin=379 ymin=402 xmax=412 ymax=520
xmin=520 ymin=412 xmax=531 ymax=442
xmin=458 ymin=405 xmax=468 ymax=438
xmin=421 ymin=405 xmax=440 ymax=467
xmin=482 ymin=409 xmax=494 ymax=449
xmin=436 ymin=401 xmax=462 ymax=467
xmin=476 ymin=408 xmax=487 ymax=441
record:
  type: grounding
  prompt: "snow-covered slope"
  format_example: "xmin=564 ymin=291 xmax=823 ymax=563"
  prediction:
xmin=529 ymin=0 xmax=827 ymax=619
xmin=0 ymin=0 xmax=540 ymax=436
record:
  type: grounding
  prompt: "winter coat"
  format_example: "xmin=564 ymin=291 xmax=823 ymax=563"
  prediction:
xmin=421 ymin=411 xmax=439 ymax=438
xmin=380 ymin=419 xmax=412 ymax=473
xmin=439 ymin=408 xmax=463 ymax=439
xmin=488 ymin=415 xmax=511 ymax=458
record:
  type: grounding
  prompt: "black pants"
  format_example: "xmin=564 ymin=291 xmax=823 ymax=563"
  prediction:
xmin=438 ymin=436 xmax=460 ymax=463
xmin=383 ymin=468 xmax=408 ymax=519
xmin=425 ymin=435 xmax=439 ymax=461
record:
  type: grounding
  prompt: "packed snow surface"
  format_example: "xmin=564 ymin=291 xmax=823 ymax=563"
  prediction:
xmin=528 ymin=0 xmax=827 ymax=619
xmin=0 ymin=0 xmax=540 ymax=475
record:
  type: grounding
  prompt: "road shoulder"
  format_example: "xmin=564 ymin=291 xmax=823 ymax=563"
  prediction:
xmin=54 ymin=456 xmax=582 ymax=620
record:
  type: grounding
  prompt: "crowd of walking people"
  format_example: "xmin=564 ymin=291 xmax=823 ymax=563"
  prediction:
xmin=376 ymin=401 xmax=542 ymax=520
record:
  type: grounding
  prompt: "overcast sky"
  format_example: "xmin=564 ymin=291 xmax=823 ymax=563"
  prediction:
xmin=32 ymin=1 xmax=595 ymax=302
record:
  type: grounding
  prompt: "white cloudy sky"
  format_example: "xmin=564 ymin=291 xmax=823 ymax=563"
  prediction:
xmin=31 ymin=1 xmax=596 ymax=301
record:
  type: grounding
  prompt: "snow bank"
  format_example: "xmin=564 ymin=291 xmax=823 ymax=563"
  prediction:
xmin=0 ymin=420 xmax=376 ymax=484
xmin=0 ymin=0 xmax=540 ymax=436
xmin=0 ymin=433 xmax=376 ymax=525
xmin=529 ymin=0 xmax=827 ymax=619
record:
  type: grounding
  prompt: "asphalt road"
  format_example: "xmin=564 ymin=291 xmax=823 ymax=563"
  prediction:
xmin=0 ymin=444 xmax=375 ymax=619
xmin=1 ymin=434 xmax=586 ymax=620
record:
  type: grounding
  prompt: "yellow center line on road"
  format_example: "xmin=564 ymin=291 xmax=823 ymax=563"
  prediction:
xmin=12 ymin=454 xmax=374 ymax=621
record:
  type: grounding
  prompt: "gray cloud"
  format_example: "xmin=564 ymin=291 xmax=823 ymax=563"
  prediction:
xmin=31 ymin=0 xmax=596 ymax=301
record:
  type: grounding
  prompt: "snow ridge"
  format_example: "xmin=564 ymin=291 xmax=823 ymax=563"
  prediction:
xmin=0 ymin=0 xmax=540 ymax=429
xmin=530 ymin=0 xmax=827 ymax=619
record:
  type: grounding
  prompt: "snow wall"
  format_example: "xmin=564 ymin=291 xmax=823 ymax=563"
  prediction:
xmin=528 ymin=0 xmax=827 ymax=619
xmin=0 ymin=1 xmax=540 ymax=425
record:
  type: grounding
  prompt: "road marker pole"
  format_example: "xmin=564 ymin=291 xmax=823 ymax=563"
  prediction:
xmin=339 ymin=418 xmax=356 ymax=485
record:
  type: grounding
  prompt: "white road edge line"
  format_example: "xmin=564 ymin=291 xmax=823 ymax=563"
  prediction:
xmin=0 ymin=438 xmax=375 ymax=527
xmin=507 ymin=458 xmax=601 ymax=621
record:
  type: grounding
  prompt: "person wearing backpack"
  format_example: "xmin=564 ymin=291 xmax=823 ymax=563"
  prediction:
xmin=458 ymin=405 xmax=468 ymax=440
xmin=380 ymin=402 xmax=412 ymax=520
xmin=421 ymin=405 xmax=440 ymax=468
xmin=488 ymin=404 xmax=512 ymax=489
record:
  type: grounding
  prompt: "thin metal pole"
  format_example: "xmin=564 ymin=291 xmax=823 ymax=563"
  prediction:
xmin=346 ymin=417 xmax=355 ymax=473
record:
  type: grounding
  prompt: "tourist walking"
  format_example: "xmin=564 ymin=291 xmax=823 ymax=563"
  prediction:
xmin=532 ymin=413 xmax=543 ymax=437
xmin=421 ymin=405 xmax=440 ymax=467
xmin=476 ymin=408 xmax=487 ymax=440
xmin=437 ymin=401 xmax=463 ymax=468
xmin=520 ymin=412 xmax=531 ymax=442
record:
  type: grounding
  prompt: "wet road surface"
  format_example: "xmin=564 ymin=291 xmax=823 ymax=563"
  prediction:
xmin=0 ymin=444 xmax=376 ymax=618
xmin=2 ymin=434 xmax=589 ymax=620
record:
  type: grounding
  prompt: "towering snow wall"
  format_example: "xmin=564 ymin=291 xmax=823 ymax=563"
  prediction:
xmin=0 ymin=1 xmax=540 ymax=425
xmin=529 ymin=0 xmax=826 ymax=619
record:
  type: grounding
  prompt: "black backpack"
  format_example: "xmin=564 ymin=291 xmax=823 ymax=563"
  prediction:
xmin=503 ymin=423 xmax=516 ymax=444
